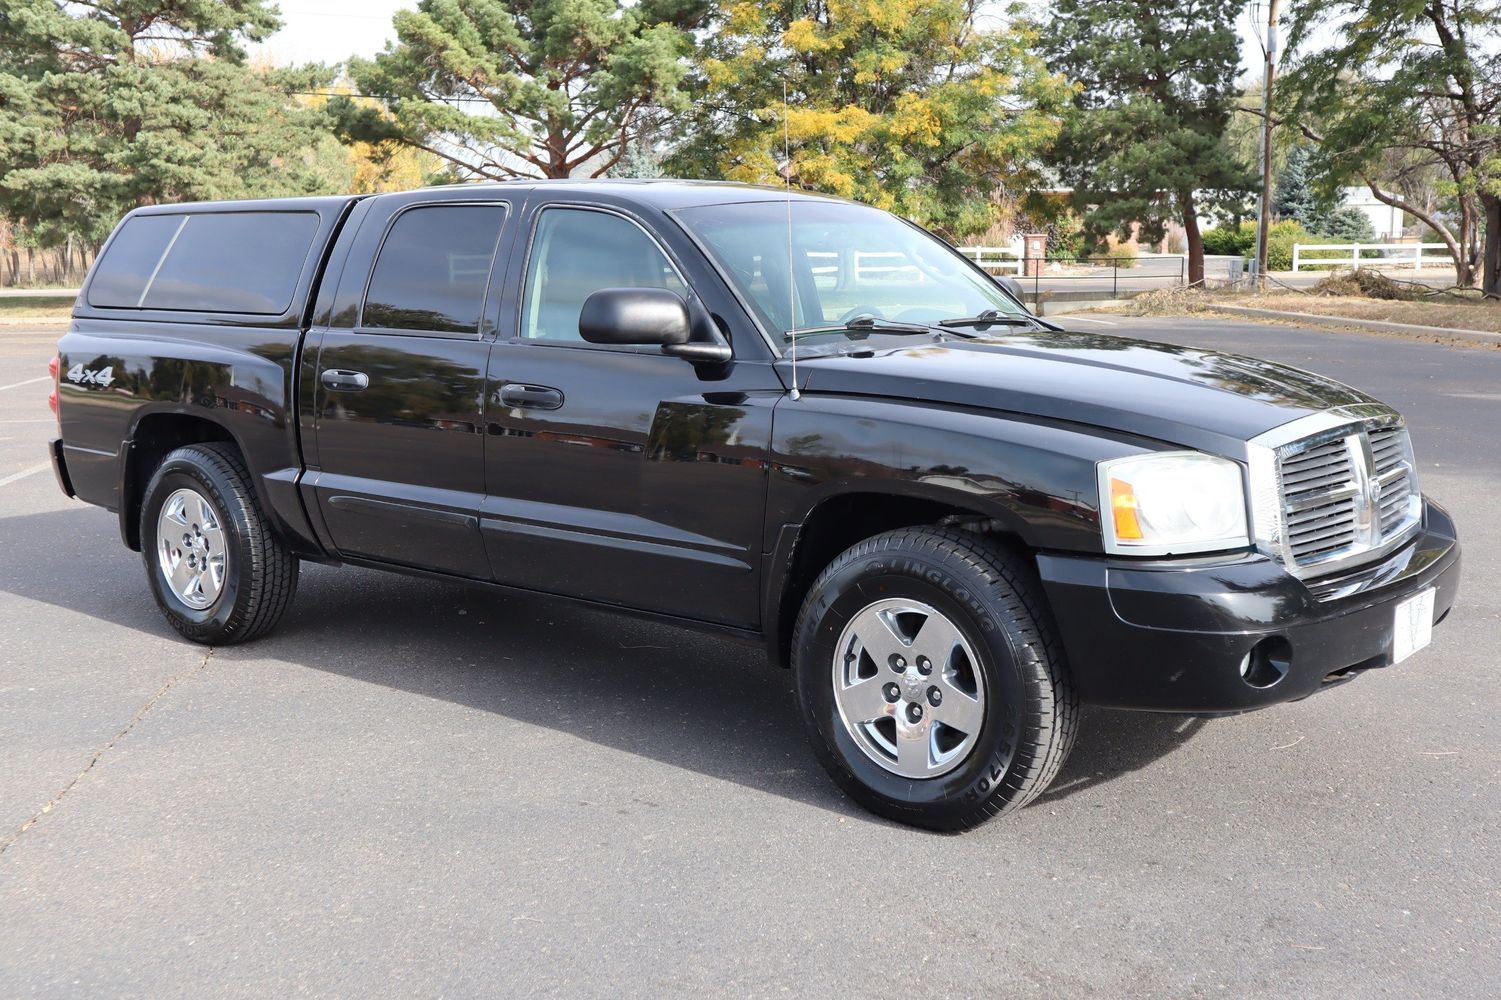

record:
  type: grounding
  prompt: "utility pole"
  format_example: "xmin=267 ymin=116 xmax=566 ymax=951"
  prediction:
xmin=1253 ymin=0 xmax=1281 ymax=292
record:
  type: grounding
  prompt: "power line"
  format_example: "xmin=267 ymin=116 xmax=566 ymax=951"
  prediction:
xmin=277 ymin=6 xmax=403 ymax=21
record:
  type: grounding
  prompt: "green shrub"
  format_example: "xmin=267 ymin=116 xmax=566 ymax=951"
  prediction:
xmin=1314 ymin=206 xmax=1376 ymax=243
xmin=1201 ymin=221 xmax=1256 ymax=256
xmin=1261 ymin=220 xmax=1313 ymax=271
xmin=1201 ymin=219 xmax=1368 ymax=271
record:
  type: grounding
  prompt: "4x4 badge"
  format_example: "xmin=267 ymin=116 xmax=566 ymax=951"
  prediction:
xmin=65 ymin=363 xmax=115 ymax=388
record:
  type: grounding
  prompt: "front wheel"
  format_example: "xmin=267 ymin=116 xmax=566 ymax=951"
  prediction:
xmin=140 ymin=443 xmax=298 ymax=645
xmin=792 ymin=527 xmax=1076 ymax=831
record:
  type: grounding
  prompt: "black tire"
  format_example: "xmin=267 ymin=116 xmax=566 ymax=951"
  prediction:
xmin=139 ymin=442 xmax=298 ymax=645
xmin=792 ymin=527 xmax=1077 ymax=831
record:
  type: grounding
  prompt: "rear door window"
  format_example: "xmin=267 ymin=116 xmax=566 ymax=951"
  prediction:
xmin=87 ymin=211 xmax=320 ymax=314
xmin=362 ymin=205 xmax=506 ymax=335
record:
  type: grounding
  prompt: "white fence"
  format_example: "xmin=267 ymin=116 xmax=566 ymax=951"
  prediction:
xmin=807 ymin=246 xmax=1031 ymax=278
xmin=805 ymin=250 xmax=920 ymax=282
xmin=956 ymin=246 xmax=1025 ymax=275
xmin=1291 ymin=242 xmax=1453 ymax=273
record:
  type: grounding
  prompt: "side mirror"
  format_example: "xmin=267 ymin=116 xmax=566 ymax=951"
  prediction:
xmin=995 ymin=275 xmax=1027 ymax=302
xmin=579 ymin=288 xmax=692 ymax=347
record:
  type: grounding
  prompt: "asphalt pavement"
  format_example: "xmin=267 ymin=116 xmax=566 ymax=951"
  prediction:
xmin=1 ymin=317 xmax=1497 ymax=998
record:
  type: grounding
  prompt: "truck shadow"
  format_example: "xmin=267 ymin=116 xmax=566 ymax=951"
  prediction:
xmin=1039 ymin=711 xmax=1208 ymax=804
xmin=1 ymin=505 xmax=1210 ymax=823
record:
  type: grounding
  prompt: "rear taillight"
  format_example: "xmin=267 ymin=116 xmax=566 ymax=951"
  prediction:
xmin=48 ymin=355 xmax=59 ymax=419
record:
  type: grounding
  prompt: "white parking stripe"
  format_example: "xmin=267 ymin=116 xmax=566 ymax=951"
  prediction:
xmin=0 ymin=461 xmax=50 ymax=488
xmin=1061 ymin=316 xmax=1118 ymax=326
xmin=0 ymin=376 xmax=49 ymax=392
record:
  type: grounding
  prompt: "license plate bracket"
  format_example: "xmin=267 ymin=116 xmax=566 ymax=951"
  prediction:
xmin=1392 ymin=587 xmax=1436 ymax=665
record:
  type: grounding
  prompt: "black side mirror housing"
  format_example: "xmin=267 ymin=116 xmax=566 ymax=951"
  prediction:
xmin=579 ymin=288 xmax=692 ymax=347
xmin=995 ymin=275 xmax=1027 ymax=302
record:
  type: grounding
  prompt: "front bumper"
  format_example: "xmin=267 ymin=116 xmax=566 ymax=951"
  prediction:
xmin=1037 ymin=497 xmax=1461 ymax=713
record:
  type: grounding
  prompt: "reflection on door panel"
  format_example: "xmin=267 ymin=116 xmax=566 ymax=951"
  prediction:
xmin=312 ymin=203 xmax=505 ymax=577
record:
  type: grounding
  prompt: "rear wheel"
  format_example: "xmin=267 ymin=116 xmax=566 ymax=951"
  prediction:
xmin=140 ymin=443 xmax=298 ymax=644
xmin=792 ymin=527 xmax=1076 ymax=830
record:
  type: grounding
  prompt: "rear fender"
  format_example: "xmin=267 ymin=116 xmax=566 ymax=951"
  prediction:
xmin=58 ymin=322 xmax=324 ymax=556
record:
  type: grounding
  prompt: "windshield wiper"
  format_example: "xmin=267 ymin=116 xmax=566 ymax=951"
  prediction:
xmin=937 ymin=309 xmax=1045 ymax=330
xmin=785 ymin=316 xmax=937 ymax=340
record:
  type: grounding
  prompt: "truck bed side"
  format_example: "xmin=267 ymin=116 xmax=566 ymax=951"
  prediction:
xmin=56 ymin=196 xmax=362 ymax=557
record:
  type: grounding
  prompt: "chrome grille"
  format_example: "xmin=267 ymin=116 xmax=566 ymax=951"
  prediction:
xmin=1369 ymin=426 xmax=1414 ymax=534
xmin=1280 ymin=439 xmax=1359 ymax=563
xmin=1273 ymin=421 xmax=1419 ymax=578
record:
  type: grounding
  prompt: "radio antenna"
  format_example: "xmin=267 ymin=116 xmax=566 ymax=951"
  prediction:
xmin=783 ymin=78 xmax=800 ymax=401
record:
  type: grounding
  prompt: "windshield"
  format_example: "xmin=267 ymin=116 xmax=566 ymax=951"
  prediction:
xmin=675 ymin=199 xmax=1029 ymax=353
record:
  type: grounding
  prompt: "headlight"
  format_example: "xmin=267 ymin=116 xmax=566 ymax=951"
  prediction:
xmin=1097 ymin=452 xmax=1249 ymax=555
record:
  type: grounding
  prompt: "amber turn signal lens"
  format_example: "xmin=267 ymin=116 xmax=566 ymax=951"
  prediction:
xmin=1110 ymin=477 xmax=1144 ymax=541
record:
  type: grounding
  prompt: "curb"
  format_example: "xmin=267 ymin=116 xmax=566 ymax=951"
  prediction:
xmin=0 ymin=289 xmax=78 ymax=300
xmin=1211 ymin=304 xmax=1501 ymax=347
xmin=1038 ymin=298 xmax=1133 ymax=316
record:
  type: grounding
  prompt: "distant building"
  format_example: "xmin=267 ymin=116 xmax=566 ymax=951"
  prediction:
xmin=1340 ymin=187 xmax=1407 ymax=240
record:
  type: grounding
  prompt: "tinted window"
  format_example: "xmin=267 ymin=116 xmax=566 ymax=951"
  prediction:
xmin=363 ymin=205 xmax=505 ymax=334
xmin=521 ymin=209 xmax=687 ymax=342
xmin=86 ymin=215 xmax=186 ymax=308
xmin=142 ymin=212 xmax=319 ymax=314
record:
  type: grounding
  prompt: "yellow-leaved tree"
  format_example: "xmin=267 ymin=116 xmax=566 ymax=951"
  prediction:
xmin=672 ymin=0 xmax=1068 ymax=240
xmin=297 ymin=85 xmax=446 ymax=192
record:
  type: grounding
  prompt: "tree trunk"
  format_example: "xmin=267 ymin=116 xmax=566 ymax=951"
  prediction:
xmin=1481 ymin=194 xmax=1499 ymax=297
xmin=1360 ymin=180 xmax=1472 ymax=287
xmin=1459 ymin=195 xmax=1481 ymax=288
xmin=1180 ymin=189 xmax=1204 ymax=285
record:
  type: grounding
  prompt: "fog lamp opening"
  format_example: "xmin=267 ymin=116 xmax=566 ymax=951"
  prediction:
xmin=1240 ymin=636 xmax=1292 ymax=689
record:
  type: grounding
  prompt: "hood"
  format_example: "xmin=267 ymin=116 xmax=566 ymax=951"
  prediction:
xmin=785 ymin=329 xmax=1379 ymax=455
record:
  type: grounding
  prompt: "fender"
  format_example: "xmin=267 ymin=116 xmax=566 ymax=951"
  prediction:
xmin=758 ymin=392 xmax=1165 ymax=664
xmin=764 ymin=392 xmax=1163 ymax=553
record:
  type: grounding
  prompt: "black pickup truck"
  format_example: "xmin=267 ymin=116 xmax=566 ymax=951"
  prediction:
xmin=48 ymin=180 xmax=1461 ymax=829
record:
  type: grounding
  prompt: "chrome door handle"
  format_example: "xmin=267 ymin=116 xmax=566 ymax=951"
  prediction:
xmin=321 ymin=369 xmax=369 ymax=391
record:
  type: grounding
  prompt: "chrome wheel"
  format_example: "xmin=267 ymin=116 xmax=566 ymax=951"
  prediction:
xmin=156 ymin=487 xmax=227 ymax=610
xmin=831 ymin=598 xmax=986 ymax=778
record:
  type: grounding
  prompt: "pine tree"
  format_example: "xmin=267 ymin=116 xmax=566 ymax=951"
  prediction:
xmin=1273 ymin=145 xmax=1375 ymax=241
xmin=1038 ymin=0 xmax=1255 ymax=284
xmin=609 ymin=140 xmax=665 ymax=179
xmin=0 ymin=1 xmax=346 ymax=246
xmin=332 ymin=0 xmax=708 ymax=180
xmin=1272 ymin=146 xmax=1321 ymax=226
xmin=671 ymin=0 xmax=1068 ymax=240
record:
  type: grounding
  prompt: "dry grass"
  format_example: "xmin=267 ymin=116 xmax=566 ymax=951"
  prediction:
xmin=0 ymin=296 xmax=74 ymax=325
xmin=1308 ymin=270 xmax=1419 ymax=301
xmin=1236 ymin=294 xmax=1500 ymax=333
xmin=1120 ymin=279 xmax=1499 ymax=335
xmin=1122 ymin=286 xmax=1217 ymax=316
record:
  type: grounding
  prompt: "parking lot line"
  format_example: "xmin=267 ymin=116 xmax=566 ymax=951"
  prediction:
xmin=0 ymin=461 xmax=50 ymax=488
xmin=0 ymin=376 xmax=49 ymax=392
